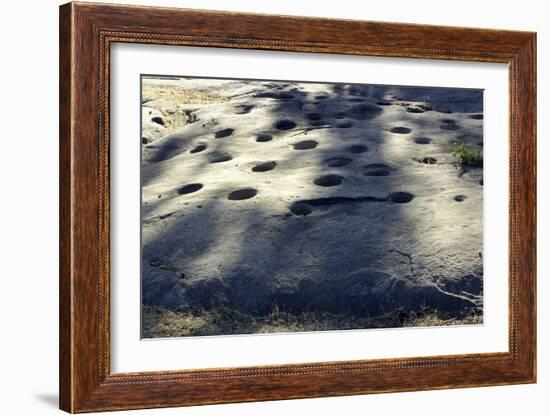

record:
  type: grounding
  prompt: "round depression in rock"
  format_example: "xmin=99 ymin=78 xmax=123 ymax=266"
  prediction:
xmin=214 ymin=128 xmax=234 ymax=138
xmin=227 ymin=188 xmax=258 ymax=200
xmin=208 ymin=152 xmax=233 ymax=163
xmin=256 ymin=133 xmax=273 ymax=142
xmin=289 ymin=202 xmax=313 ymax=216
xmin=190 ymin=144 xmax=207 ymax=153
xmin=414 ymin=137 xmax=432 ymax=145
xmin=275 ymin=120 xmax=297 ymax=130
xmin=293 ymin=140 xmax=318 ymax=150
xmin=251 ymin=161 xmax=277 ymax=172
xmin=390 ymin=126 xmax=412 ymax=134
xmin=314 ymin=174 xmax=344 ymax=187
xmin=389 ymin=192 xmax=414 ymax=203
xmin=177 ymin=183 xmax=203 ymax=195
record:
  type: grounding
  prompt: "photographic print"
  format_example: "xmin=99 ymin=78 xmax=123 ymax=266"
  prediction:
xmin=140 ymin=75 xmax=484 ymax=338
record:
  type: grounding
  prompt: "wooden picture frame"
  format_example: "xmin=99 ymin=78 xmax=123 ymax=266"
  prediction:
xmin=59 ymin=2 xmax=536 ymax=412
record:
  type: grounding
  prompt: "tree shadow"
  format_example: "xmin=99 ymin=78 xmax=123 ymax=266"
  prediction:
xmin=34 ymin=393 xmax=58 ymax=408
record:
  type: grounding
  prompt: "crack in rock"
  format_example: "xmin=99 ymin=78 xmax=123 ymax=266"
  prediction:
xmin=289 ymin=193 xmax=414 ymax=215
xmin=390 ymin=249 xmax=417 ymax=279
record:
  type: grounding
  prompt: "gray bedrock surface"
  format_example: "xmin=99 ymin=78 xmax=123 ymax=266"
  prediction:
xmin=141 ymin=78 xmax=484 ymax=318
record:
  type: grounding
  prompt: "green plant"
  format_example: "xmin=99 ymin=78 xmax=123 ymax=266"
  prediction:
xmin=452 ymin=143 xmax=483 ymax=167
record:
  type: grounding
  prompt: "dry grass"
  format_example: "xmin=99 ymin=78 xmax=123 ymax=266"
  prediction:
xmin=142 ymin=84 xmax=229 ymax=105
xmin=404 ymin=311 xmax=482 ymax=327
xmin=142 ymin=305 xmax=483 ymax=338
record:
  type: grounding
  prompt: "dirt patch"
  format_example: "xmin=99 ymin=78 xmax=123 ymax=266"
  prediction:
xmin=228 ymin=188 xmax=258 ymax=200
xmin=142 ymin=83 xmax=229 ymax=104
